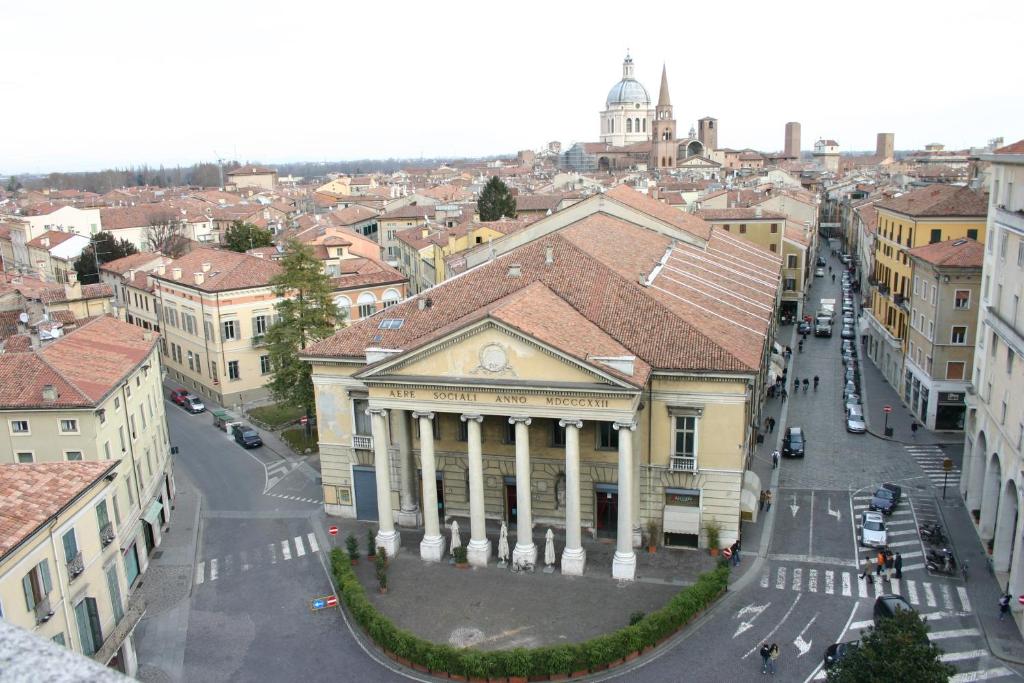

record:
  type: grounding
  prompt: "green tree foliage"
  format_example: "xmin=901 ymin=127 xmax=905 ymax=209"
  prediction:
xmin=74 ymin=232 xmax=139 ymax=284
xmin=264 ymin=240 xmax=340 ymax=417
xmin=827 ymin=609 xmax=954 ymax=683
xmin=477 ymin=176 xmax=517 ymax=221
xmin=6 ymin=176 xmax=21 ymax=192
xmin=223 ymin=221 xmax=274 ymax=253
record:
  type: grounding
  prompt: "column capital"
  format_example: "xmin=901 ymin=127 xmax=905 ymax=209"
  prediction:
xmin=366 ymin=407 xmax=388 ymax=417
xmin=508 ymin=416 xmax=532 ymax=426
xmin=411 ymin=411 xmax=435 ymax=420
xmin=612 ymin=420 xmax=637 ymax=432
xmin=558 ymin=418 xmax=583 ymax=429
xmin=460 ymin=413 xmax=483 ymax=423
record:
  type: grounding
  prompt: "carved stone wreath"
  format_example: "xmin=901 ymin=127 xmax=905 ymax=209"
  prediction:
xmin=471 ymin=343 xmax=516 ymax=376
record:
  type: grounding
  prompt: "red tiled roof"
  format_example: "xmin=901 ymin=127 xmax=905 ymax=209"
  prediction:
xmin=876 ymin=185 xmax=988 ymax=218
xmin=226 ymin=165 xmax=276 ymax=176
xmin=26 ymin=230 xmax=77 ymax=249
xmin=995 ymin=139 xmax=1024 ymax=154
xmin=152 ymin=247 xmax=281 ymax=292
xmin=0 ymin=462 xmax=119 ymax=557
xmin=39 ymin=283 xmax=113 ymax=304
xmin=605 ymin=185 xmax=712 ymax=240
xmin=696 ymin=209 xmax=786 ymax=221
xmin=908 ymin=237 xmax=985 ymax=267
xmin=99 ymin=251 xmax=165 ymax=275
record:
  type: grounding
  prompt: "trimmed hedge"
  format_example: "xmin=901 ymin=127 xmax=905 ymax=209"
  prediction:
xmin=330 ymin=548 xmax=729 ymax=678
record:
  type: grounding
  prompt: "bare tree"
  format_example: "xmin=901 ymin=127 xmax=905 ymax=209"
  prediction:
xmin=144 ymin=210 xmax=190 ymax=257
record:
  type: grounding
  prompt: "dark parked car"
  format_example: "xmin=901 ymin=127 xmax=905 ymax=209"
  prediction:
xmin=841 ymin=340 xmax=856 ymax=356
xmin=874 ymin=594 xmax=913 ymax=625
xmin=817 ymin=256 xmax=827 ymax=267
xmin=841 ymin=325 xmax=856 ymax=340
xmin=182 ymin=394 xmax=205 ymax=414
xmin=824 ymin=640 xmax=859 ymax=669
xmin=798 ymin=321 xmax=813 ymax=335
xmin=231 ymin=423 xmax=263 ymax=448
xmin=870 ymin=483 xmax=902 ymax=515
xmin=169 ymin=388 xmax=190 ymax=406
xmin=782 ymin=426 xmax=805 ymax=458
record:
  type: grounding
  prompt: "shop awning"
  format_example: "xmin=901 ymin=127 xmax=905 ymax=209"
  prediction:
xmin=142 ymin=499 xmax=163 ymax=526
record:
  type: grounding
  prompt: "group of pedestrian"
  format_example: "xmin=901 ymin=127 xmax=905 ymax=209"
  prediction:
xmin=763 ymin=417 xmax=776 ymax=434
xmin=759 ymin=490 xmax=773 ymax=511
xmin=859 ymin=547 xmax=902 ymax=583
xmin=759 ymin=642 xmax=780 ymax=675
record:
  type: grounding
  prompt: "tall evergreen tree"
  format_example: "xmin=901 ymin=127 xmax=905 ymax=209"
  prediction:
xmin=74 ymin=231 xmax=139 ymax=284
xmin=224 ymin=221 xmax=274 ymax=253
xmin=827 ymin=609 xmax=953 ymax=682
xmin=477 ymin=176 xmax=517 ymax=221
xmin=264 ymin=240 xmax=340 ymax=430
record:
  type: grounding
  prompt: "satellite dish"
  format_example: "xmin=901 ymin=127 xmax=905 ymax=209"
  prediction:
xmin=18 ymin=312 xmax=28 ymax=324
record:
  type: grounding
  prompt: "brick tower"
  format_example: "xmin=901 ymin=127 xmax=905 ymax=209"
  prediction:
xmin=651 ymin=65 xmax=676 ymax=170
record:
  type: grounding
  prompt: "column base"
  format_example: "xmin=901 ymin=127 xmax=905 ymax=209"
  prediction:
xmin=560 ymin=547 xmax=586 ymax=576
xmin=612 ymin=550 xmax=637 ymax=581
xmin=632 ymin=525 xmax=643 ymax=549
xmin=419 ymin=534 xmax=445 ymax=562
xmin=375 ymin=530 xmax=401 ymax=558
xmin=397 ymin=507 xmax=422 ymax=528
xmin=467 ymin=538 xmax=492 ymax=567
xmin=512 ymin=543 xmax=537 ymax=568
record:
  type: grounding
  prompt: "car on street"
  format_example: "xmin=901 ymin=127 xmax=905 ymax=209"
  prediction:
xmin=843 ymin=381 xmax=858 ymax=401
xmin=840 ymin=254 xmax=852 ymax=264
xmin=798 ymin=321 xmax=813 ymax=335
xmin=842 ymin=315 xmax=855 ymax=328
xmin=845 ymin=394 xmax=861 ymax=411
xmin=824 ymin=640 xmax=859 ymax=669
xmin=231 ymin=423 xmax=263 ymax=448
xmin=170 ymin=388 xmax=190 ymax=406
xmin=815 ymin=267 xmax=825 ymax=278
xmin=815 ymin=319 xmax=832 ymax=337
xmin=841 ymin=340 xmax=856 ymax=355
xmin=182 ymin=394 xmax=206 ymax=414
xmin=860 ymin=511 xmax=887 ymax=547
xmin=870 ymin=483 xmax=902 ymax=515
xmin=782 ymin=426 xmax=805 ymax=458
xmin=841 ymin=325 xmax=856 ymax=339
xmin=817 ymin=256 xmax=827 ymax=267
xmin=844 ymin=367 xmax=858 ymax=386
xmin=846 ymin=408 xmax=867 ymax=433
xmin=873 ymin=594 xmax=913 ymax=625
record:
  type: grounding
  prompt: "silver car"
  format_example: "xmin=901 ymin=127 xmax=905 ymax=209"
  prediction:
xmin=841 ymin=325 xmax=856 ymax=339
xmin=860 ymin=511 xmax=887 ymax=547
xmin=846 ymin=409 xmax=866 ymax=433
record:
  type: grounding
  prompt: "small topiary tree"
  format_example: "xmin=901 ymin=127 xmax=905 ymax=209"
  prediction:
xmin=345 ymin=533 xmax=360 ymax=563
xmin=452 ymin=545 xmax=468 ymax=565
xmin=367 ymin=529 xmax=377 ymax=558
xmin=375 ymin=551 xmax=388 ymax=593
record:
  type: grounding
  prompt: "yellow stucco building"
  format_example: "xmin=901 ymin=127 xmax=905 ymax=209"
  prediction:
xmin=305 ymin=186 xmax=781 ymax=580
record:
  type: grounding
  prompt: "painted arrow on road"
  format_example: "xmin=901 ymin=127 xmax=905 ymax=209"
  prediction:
xmin=793 ymin=613 xmax=818 ymax=657
xmin=827 ymin=498 xmax=841 ymax=521
xmin=733 ymin=602 xmax=770 ymax=638
xmin=791 ymin=493 xmax=800 ymax=517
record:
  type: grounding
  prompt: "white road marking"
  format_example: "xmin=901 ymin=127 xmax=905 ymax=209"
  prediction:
xmin=195 ymin=561 xmax=205 ymax=585
xmin=940 ymin=649 xmax=987 ymax=663
xmin=825 ymin=570 xmax=834 ymax=594
xmin=240 ymin=550 xmax=250 ymax=571
xmin=848 ymin=619 xmax=873 ymax=631
xmin=958 ymin=586 xmax=972 ymax=612
xmin=857 ymin=575 xmax=868 ymax=598
xmin=901 ymin=562 xmax=926 ymax=571
xmin=792 ymin=567 xmax=803 ymax=592
xmin=842 ymin=572 xmax=851 ymax=597
xmin=743 ymin=594 xmax=802 ymax=659
xmin=760 ymin=570 xmax=770 ymax=589
xmin=891 ymin=578 xmax=901 ymax=594
xmin=874 ymin=579 xmax=885 ymax=598
xmin=307 ymin=533 xmax=319 ymax=553
xmin=222 ymin=554 xmax=232 ymax=576
xmin=941 ymin=584 xmax=955 ymax=610
xmin=776 ymin=566 xmax=787 ymax=590
xmin=294 ymin=535 xmax=306 ymax=557
xmin=949 ymin=667 xmax=1014 ymax=682
xmin=269 ymin=542 xmax=278 ymax=564
xmin=808 ymin=569 xmax=818 ymax=593
xmin=887 ymin=540 xmax=920 ymax=548
xmin=920 ymin=610 xmax=971 ymax=621
xmin=733 ymin=602 xmax=770 ymax=639
xmin=281 ymin=539 xmax=292 ymax=561
xmin=793 ymin=612 xmax=818 ymax=657
xmin=886 ymin=529 xmax=919 ymax=537
xmin=907 ymin=580 xmax=919 ymax=605
xmin=928 ymin=628 xmax=980 ymax=640
xmin=209 ymin=558 xmax=219 ymax=582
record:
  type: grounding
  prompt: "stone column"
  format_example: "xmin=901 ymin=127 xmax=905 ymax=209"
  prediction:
xmin=368 ymin=408 xmax=400 ymax=557
xmin=461 ymin=414 xmax=490 ymax=566
xmin=509 ymin=417 xmax=536 ymax=567
xmin=559 ymin=419 xmax=586 ymax=576
xmin=612 ymin=420 xmax=637 ymax=581
xmin=414 ymin=411 xmax=444 ymax=562
xmin=394 ymin=409 xmax=420 ymax=527
xmin=632 ymin=427 xmax=642 ymax=548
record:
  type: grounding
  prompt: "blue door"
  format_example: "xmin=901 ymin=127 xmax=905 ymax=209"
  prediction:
xmin=353 ymin=467 xmax=378 ymax=521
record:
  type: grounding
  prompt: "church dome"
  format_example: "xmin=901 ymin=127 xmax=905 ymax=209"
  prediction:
xmin=606 ymin=79 xmax=651 ymax=108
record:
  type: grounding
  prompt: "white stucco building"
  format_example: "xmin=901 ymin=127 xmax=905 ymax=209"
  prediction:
xmin=599 ymin=53 xmax=653 ymax=147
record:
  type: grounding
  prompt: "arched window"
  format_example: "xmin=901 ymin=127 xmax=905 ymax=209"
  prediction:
xmin=668 ymin=157 xmax=673 ymax=166
xmin=382 ymin=288 xmax=401 ymax=308
xmin=642 ymin=119 xmax=646 ymax=132
xmin=356 ymin=292 xmax=377 ymax=320
xmin=334 ymin=295 xmax=352 ymax=322
xmin=635 ymin=118 xmax=641 ymax=132
xmin=626 ymin=119 xmax=633 ymax=133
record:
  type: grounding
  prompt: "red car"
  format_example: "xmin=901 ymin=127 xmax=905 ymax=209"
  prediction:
xmin=169 ymin=388 xmax=190 ymax=406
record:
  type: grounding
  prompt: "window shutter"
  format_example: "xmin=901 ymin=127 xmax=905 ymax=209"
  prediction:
xmin=62 ymin=531 xmax=76 ymax=562
xmin=22 ymin=573 xmax=36 ymax=611
xmin=40 ymin=560 xmax=52 ymax=594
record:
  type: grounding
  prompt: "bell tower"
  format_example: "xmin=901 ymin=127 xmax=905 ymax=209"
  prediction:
xmin=651 ymin=64 xmax=676 ymax=170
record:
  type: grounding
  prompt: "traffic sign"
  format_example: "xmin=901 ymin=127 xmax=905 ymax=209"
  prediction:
xmin=311 ymin=595 xmax=338 ymax=611
xmin=329 ymin=525 xmax=338 ymax=536
xmin=311 ymin=597 xmax=326 ymax=610
xmin=943 ymin=458 xmax=954 ymax=472
xmin=883 ymin=405 xmax=893 ymax=414
xmin=326 ymin=595 xmax=338 ymax=607
xmin=1018 ymin=595 xmax=1024 ymax=606
xmin=722 ymin=548 xmax=732 ymax=560
xmin=300 ymin=415 xmax=308 ymax=425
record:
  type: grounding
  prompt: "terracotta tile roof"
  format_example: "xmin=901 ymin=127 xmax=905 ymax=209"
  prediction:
xmin=153 ymin=247 xmax=281 ymax=292
xmin=3 ymin=334 xmax=32 ymax=352
xmin=331 ymin=205 xmax=378 ymax=225
xmin=876 ymin=185 xmax=988 ymax=218
xmin=995 ymin=139 xmax=1024 ymax=154
xmin=227 ymin=165 xmax=276 ymax=176
xmin=99 ymin=251 xmax=165 ymax=275
xmin=0 ymin=310 xmax=21 ymax=341
xmin=514 ymin=194 xmax=563 ymax=212
xmin=0 ymin=462 xmax=119 ymax=558
xmin=696 ymin=209 xmax=786 ymax=221
xmin=39 ymin=283 xmax=113 ymax=304
xmin=783 ymin=225 xmax=810 ymax=247
xmin=25 ymin=230 xmax=77 ymax=250
xmin=382 ymin=204 xmax=435 ymax=220
xmin=854 ymin=204 xmax=878 ymax=235
xmin=908 ymin=237 xmax=985 ymax=267
xmin=605 ymin=185 xmax=712 ymax=240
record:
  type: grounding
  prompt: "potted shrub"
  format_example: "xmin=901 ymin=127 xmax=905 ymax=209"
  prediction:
xmin=704 ymin=522 xmax=720 ymax=557
xmin=646 ymin=520 xmax=660 ymax=553
xmin=452 ymin=545 xmax=469 ymax=568
xmin=367 ymin=529 xmax=377 ymax=559
xmin=346 ymin=533 xmax=360 ymax=564
xmin=375 ymin=553 xmax=388 ymax=594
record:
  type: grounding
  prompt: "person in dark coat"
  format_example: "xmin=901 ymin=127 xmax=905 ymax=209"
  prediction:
xmin=759 ymin=643 xmax=771 ymax=674
xmin=894 ymin=553 xmax=903 ymax=579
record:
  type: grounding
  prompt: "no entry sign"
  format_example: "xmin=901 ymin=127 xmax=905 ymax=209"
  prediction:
xmin=329 ymin=525 xmax=338 ymax=536
xmin=883 ymin=406 xmax=893 ymax=414
xmin=311 ymin=595 xmax=339 ymax=611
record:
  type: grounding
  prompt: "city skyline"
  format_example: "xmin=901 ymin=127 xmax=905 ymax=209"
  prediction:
xmin=3 ymin=0 xmax=1021 ymax=174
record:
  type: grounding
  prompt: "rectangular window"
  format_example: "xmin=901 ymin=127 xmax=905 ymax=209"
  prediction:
xmin=211 ymin=361 xmax=217 ymax=380
xmin=74 ymin=597 xmax=102 ymax=656
xmin=597 ymin=422 xmax=619 ymax=450
xmin=21 ymin=559 xmax=52 ymax=612
xmin=787 ymin=255 xmax=798 ymax=268
xmin=124 ymin=543 xmax=140 ymax=586
xmin=222 ymin=319 xmax=237 ymax=341
xmin=253 ymin=314 xmax=268 ymax=336
xmin=204 ymin=319 xmax=214 ymax=340
xmin=1018 ymin=241 xmax=1024 ymax=267
xmin=358 ymin=303 xmax=375 ymax=319
xmin=946 ymin=361 xmax=965 ymax=380
xmin=551 ymin=421 xmax=566 ymax=447
xmin=1008 ymin=348 xmax=1015 ymax=375
xmin=1000 ymin=231 xmax=1009 ymax=259
xmin=954 ymin=290 xmax=971 ymax=309
xmin=125 ymin=474 xmax=134 ymax=506
xmin=62 ymin=529 xmax=78 ymax=565
xmin=129 ymin=415 xmax=137 ymax=439
xmin=739 ymin=224 xmax=747 ymax=234
xmin=457 ymin=418 xmax=468 ymax=442
xmin=951 ymin=326 xmax=967 ymax=344
xmin=227 ymin=360 xmax=240 ymax=380
xmin=930 ymin=228 xmax=942 ymax=244
xmin=105 ymin=565 xmax=124 ymax=623
xmin=17 ymin=452 xmax=33 ymax=463
xmin=65 ymin=451 xmax=83 ymax=461
xmin=260 ymin=355 xmax=271 ymax=375
xmin=10 ymin=420 xmax=29 ymax=434
xmin=187 ymin=350 xmax=194 ymax=371
xmin=783 ymin=278 xmax=796 ymax=291
xmin=672 ymin=415 xmax=698 ymax=471
xmin=770 ymin=223 xmax=778 ymax=233
xmin=769 ymin=243 xmax=777 ymax=252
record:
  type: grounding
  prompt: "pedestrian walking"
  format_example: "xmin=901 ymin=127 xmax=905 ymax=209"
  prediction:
xmin=885 ymin=550 xmax=894 ymax=580
xmin=798 ymin=340 xmax=804 ymax=353
xmin=759 ymin=490 xmax=766 ymax=511
xmin=793 ymin=377 xmax=799 ymax=391
xmin=802 ymin=378 xmax=809 ymax=392
xmin=813 ymin=375 xmax=819 ymax=391
xmin=768 ymin=417 xmax=776 ymax=433
xmin=911 ymin=421 xmax=919 ymax=439
xmin=894 ymin=552 xmax=903 ymax=579
xmin=876 ymin=549 xmax=886 ymax=576
xmin=764 ymin=417 xmax=771 ymax=432
xmin=831 ymin=273 xmax=836 ymax=283
xmin=731 ymin=539 xmax=741 ymax=566
xmin=781 ymin=388 xmax=788 ymax=402
xmin=759 ymin=643 xmax=771 ymax=674
xmin=1000 ymin=593 xmax=1011 ymax=620
xmin=765 ymin=491 xmax=772 ymax=511
xmin=768 ymin=643 xmax=779 ymax=675
xmin=861 ymin=556 xmax=874 ymax=584
xmin=772 ymin=450 xmax=780 ymax=469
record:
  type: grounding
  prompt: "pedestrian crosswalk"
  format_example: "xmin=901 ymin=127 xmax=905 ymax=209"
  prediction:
xmin=194 ymin=533 xmax=321 ymax=585
xmin=266 ymin=492 xmax=321 ymax=505
xmin=906 ymin=443 xmax=961 ymax=490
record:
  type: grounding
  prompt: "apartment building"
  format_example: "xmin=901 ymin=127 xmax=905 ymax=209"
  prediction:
xmin=962 ymin=141 xmax=1024 ymax=622
xmin=25 ymin=230 xmax=90 ymax=283
xmin=99 ymin=252 xmax=171 ymax=333
xmin=0 ymin=462 xmax=141 ymax=675
xmin=151 ymin=247 xmax=282 ymax=406
xmin=904 ymin=238 xmax=984 ymax=430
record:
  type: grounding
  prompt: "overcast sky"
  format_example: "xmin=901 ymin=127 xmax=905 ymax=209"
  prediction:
xmin=3 ymin=0 xmax=1021 ymax=174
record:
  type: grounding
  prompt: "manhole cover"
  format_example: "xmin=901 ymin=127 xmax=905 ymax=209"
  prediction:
xmin=449 ymin=627 xmax=485 ymax=648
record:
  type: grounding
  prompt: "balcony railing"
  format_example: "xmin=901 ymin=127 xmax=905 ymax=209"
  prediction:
xmin=100 ymin=522 xmax=116 ymax=547
xmin=894 ymin=293 xmax=908 ymax=308
xmin=34 ymin=595 xmax=54 ymax=624
xmin=67 ymin=551 xmax=84 ymax=580
xmin=352 ymin=434 xmax=373 ymax=451
xmin=670 ymin=456 xmax=697 ymax=473
xmin=92 ymin=595 xmax=145 ymax=667
xmin=877 ymin=284 xmax=890 ymax=296
xmin=251 ymin=335 xmax=267 ymax=348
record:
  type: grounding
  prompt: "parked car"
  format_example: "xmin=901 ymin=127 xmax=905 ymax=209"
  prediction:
xmin=841 ymin=254 xmax=852 ymax=264
xmin=846 ymin=408 xmax=867 ymax=433
xmin=841 ymin=325 xmax=856 ymax=339
xmin=844 ymin=368 xmax=858 ymax=386
xmin=860 ymin=511 xmax=887 ymax=547
xmin=798 ymin=320 xmax=813 ymax=335
xmin=843 ymin=382 xmax=858 ymax=401
xmin=170 ymin=388 xmax=190 ymax=406
xmin=870 ymin=483 xmax=902 ymax=515
xmin=842 ymin=315 xmax=855 ymax=328
xmin=815 ymin=267 xmax=825 ymax=278
xmin=231 ymin=423 xmax=263 ymax=448
xmin=824 ymin=640 xmax=859 ymax=669
xmin=845 ymin=393 xmax=861 ymax=409
xmin=841 ymin=340 xmax=856 ymax=356
xmin=782 ymin=426 xmax=805 ymax=458
xmin=182 ymin=394 xmax=205 ymax=414
xmin=874 ymin=594 xmax=913 ymax=625
xmin=817 ymin=256 xmax=827 ymax=267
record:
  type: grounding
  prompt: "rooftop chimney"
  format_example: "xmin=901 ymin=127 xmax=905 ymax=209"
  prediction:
xmin=544 ymin=245 xmax=554 ymax=265
xmin=157 ymin=264 xmax=166 ymax=276
xmin=253 ymin=252 xmax=264 ymax=259
xmin=507 ymin=264 xmax=522 ymax=278
xmin=66 ymin=271 xmax=77 ymax=286
xmin=127 ymin=269 xmax=136 ymax=281
xmin=193 ymin=272 xmax=205 ymax=285
xmin=201 ymin=262 xmax=211 ymax=272
xmin=754 ymin=207 xmax=762 ymax=218
xmin=172 ymin=267 xmax=182 ymax=280
xmin=42 ymin=384 xmax=58 ymax=402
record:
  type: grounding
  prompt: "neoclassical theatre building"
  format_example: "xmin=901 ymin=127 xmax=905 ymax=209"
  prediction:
xmin=305 ymin=186 xmax=781 ymax=579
